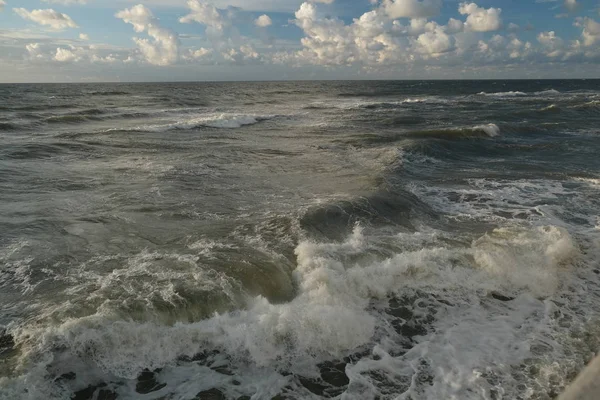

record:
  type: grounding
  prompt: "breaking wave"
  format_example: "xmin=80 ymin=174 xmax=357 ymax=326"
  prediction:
xmin=109 ymin=113 xmax=274 ymax=132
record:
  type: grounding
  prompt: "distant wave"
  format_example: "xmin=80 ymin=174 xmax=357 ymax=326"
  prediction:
xmin=407 ymin=124 xmax=500 ymax=139
xmin=478 ymin=91 xmax=527 ymax=97
xmin=86 ymin=90 xmax=131 ymax=96
xmin=110 ymin=113 xmax=274 ymax=132
xmin=478 ymin=89 xmax=560 ymax=98
xmin=534 ymin=89 xmax=561 ymax=96
xmin=571 ymin=100 xmax=600 ymax=110
xmin=304 ymin=97 xmax=449 ymax=111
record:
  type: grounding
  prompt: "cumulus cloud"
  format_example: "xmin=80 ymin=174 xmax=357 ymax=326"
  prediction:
xmin=382 ymin=0 xmax=442 ymax=19
xmin=284 ymin=0 xmax=584 ymax=71
xmin=79 ymin=33 xmax=89 ymax=41
xmin=25 ymin=42 xmax=121 ymax=64
xmin=13 ymin=8 xmax=78 ymax=30
xmin=178 ymin=0 xmax=266 ymax=64
xmin=537 ymin=31 xmax=565 ymax=57
xmin=0 ymin=1 xmax=5 ymax=12
xmin=255 ymin=14 xmax=272 ymax=27
xmin=183 ymin=47 xmax=213 ymax=60
xmin=417 ymin=27 xmax=453 ymax=55
xmin=180 ymin=0 xmax=225 ymax=33
xmin=116 ymin=4 xmax=180 ymax=66
xmin=459 ymin=3 xmax=502 ymax=32
xmin=55 ymin=47 xmax=79 ymax=62
xmin=576 ymin=17 xmax=600 ymax=46
xmin=447 ymin=18 xmax=465 ymax=34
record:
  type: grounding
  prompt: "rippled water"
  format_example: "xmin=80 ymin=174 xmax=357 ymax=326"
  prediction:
xmin=1 ymin=80 xmax=600 ymax=399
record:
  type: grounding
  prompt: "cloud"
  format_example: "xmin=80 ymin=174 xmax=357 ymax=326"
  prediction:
xmin=183 ymin=47 xmax=213 ymax=60
xmin=79 ymin=33 xmax=89 ymax=40
xmin=42 ymin=0 xmax=87 ymax=5
xmin=285 ymin=1 xmax=584 ymax=70
xmin=180 ymin=0 xmax=225 ymax=33
xmin=565 ymin=0 xmax=577 ymax=12
xmin=24 ymin=42 xmax=122 ymax=64
xmin=576 ymin=17 xmax=600 ymax=46
xmin=382 ymin=0 xmax=442 ymax=19
xmin=178 ymin=0 xmax=266 ymax=65
xmin=13 ymin=8 xmax=78 ymax=30
xmin=417 ymin=28 xmax=453 ymax=55
xmin=537 ymin=31 xmax=565 ymax=57
xmin=0 ymin=1 xmax=5 ymax=12
xmin=255 ymin=14 xmax=272 ymax=27
xmin=116 ymin=4 xmax=180 ymax=66
xmin=459 ymin=3 xmax=502 ymax=32
xmin=26 ymin=43 xmax=45 ymax=60
xmin=55 ymin=47 xmax=80 ymax=62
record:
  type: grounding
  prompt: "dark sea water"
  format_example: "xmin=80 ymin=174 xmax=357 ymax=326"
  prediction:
xmin=1 ymin=80 xmax=600 ymax=399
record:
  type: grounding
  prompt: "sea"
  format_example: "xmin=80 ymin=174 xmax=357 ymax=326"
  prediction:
xmin=0 ymin=80 xmax=599 ymax=400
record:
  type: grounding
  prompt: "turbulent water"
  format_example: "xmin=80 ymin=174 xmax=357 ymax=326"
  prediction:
xmin=1 ymin=80 xmax=600 ymax=400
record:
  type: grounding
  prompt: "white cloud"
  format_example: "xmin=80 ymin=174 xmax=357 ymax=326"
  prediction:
xmin=26 ymin=43 xmax=45 ymax=60
xmin=42 ymin=0 xmax=87 ymax=5
xmin=576 ymin=17 xmax=600 ymax=46
xmin=79 ymin=33 xmax=89 ymax=40
xmin=55 ymin=47 xmax=80 ymax=62
xmin=183 ymin=47 xmax=213 ymax=60
xmin=13 ymin=8 xmax=78 ymax=31
xmin=116 ymin=4 xmax=180 ymax=66
xmin=565 ymin=0 xmax=577 ymax=11
xmin=24 ymin=41 xmax=126 ymax=65
xmin=417 ymin=27 xmax=453 ymax=55
xmin=0 ymin=1 xmax=5 ymax=12
xmin=180 ymin=0 xmax=224 ymax=33
xmin=382 ymin=0 xmax=442 ymax=19
xmin=537 ymin=31 xmax=565 ymax=57
xmin=115 ymin=4 xmax=153 ymax=33
xmin=447 ymin=18 xmax=465 ymax=34
xmin=459 ymin=3 xmax=502 ymax=32
xmin=255 ymin=14 xmax=272 ymax=27
xmin=508 ymin=22 xmax=519 ymax=32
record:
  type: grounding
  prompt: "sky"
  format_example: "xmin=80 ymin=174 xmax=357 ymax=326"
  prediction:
xmin=0 ymin=0 xmax=599 ymax=82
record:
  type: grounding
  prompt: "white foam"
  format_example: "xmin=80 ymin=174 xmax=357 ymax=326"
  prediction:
xmin=473 ymin=226 xmax=576 ymax=297
xmin=109 ymin=113 xmax=272 ymax=132
xmin=473 ymin=123 xmax=500 ymax=137
xmin=478 ymin=90 xmax=560 ymax=98
xmin=2 ymin=218 xmax=588 ymax=399
xmin=534 ymin=89 xmax=561 ymax=96
xmin=478 ymin=91 xmax=527 ymax=97
xmin=575 ymin=177 xmax=600 ymax=188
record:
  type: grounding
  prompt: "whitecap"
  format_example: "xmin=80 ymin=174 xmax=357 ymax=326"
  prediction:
xmin=473 ymin=123 xmax=500 ymax=137
xmin=478 ymin=91 xmax=527 ymax=97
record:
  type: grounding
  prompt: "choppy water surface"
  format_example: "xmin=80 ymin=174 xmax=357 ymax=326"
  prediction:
xmin=1 ymin=80 xmax=600 ymax=399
